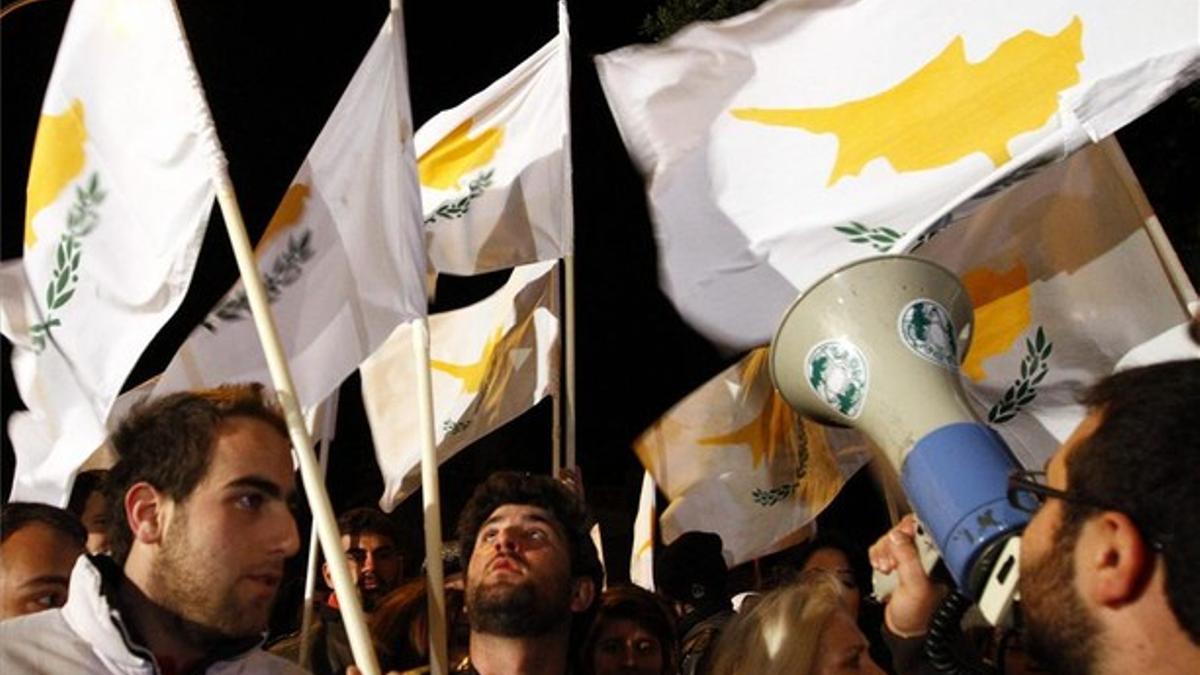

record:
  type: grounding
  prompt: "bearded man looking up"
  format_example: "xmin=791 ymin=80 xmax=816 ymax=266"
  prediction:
xmin=1015 ymin=359 xmax=1200 ymax=675
xmin=0 ymin=384 xmax=305 ymax=674
xmin=456 ymin=471 xmax=603 ymax=675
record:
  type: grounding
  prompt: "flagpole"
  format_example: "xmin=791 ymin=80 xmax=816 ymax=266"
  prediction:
xmin=412 ymin=317 xmax=449 ymax=675
xmin=559 ymin=0 xmax=578 ymax=470
xmin=551 ymin=377 xmax=563 ymax=476
xmin=211 ymin=178 xmax=381 ymax=675
xmin=299 ymin=390 xmax=339 ymax=665
xmin=1099 ymin=139 xmax=1199 ymax=307
xmin=388 ymin=0 xmax=447 ymax=667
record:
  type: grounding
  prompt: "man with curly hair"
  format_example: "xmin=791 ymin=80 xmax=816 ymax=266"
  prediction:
xmin=456 ymin=471 xmax=603 ymax=674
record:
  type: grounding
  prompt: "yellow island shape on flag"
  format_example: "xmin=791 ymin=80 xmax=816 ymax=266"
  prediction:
xmin=25 ymin=99 xmax=88 ymax=249
xmin=960 ymin=262 xmax=1033 ymax=382
xmin=254 ymin=182 xmax=310 ymax=257
xmin=418 ymin=117 xmax=504 ymax=191
xmin=732 ymin=17 xmax=1084 ymax=186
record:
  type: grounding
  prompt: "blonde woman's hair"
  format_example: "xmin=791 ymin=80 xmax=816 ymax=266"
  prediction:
xmin=707 ymin=570 xmax=848 ymax=675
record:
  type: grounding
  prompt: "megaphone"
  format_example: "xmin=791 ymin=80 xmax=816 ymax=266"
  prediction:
xmin=769 ymin=255 xmax=1026 ymax=611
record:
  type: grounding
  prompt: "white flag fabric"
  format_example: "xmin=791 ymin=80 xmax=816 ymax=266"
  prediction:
xmin=918 ymin=139 xmax=1197 ymax=470
xmin=1 ymin=0 xmax=219 ymax=505
xmin=634 ymin=348 xmax=871 ymax=566
xmin=151 ymin=12 xmax=426 ymax=410
xmin=596 ymin=0 xmax=1199 ymax=352
xmin=362 ymin=260 xmax=560 ymax=510
xmin=629 ymin=470 xmax=657 ymax=590
xmin=417 ymin=31 xmax=571 ymax=275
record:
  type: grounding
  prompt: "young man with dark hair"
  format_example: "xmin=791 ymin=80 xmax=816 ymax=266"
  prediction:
xmin=873 ymin=360 xmax=1200 ymax=675
xmin=0 ymin=502 xmax=87 ymax=619
xmin=271 ymin=506 xmax=404 ymax=674
xmin=456 ymin=471 xmax=603 ymax=674
xmin=1016 ymin=359 xmax=1200 ymax=674
xmin=330 ymin=507 xmax=404 ymax=611
xmin=0 ymin=384 xmax=305 ymax=674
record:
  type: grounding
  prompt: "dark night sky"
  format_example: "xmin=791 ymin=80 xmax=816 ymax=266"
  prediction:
xmin=2 ymin=0 xmax=1196 ymax=581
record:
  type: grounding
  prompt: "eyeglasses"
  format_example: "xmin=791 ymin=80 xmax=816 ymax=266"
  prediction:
xmin=1006 ymin=469 xmax=1166 ymax=552
xmin=1006 ymin=470 xmax=1081 ymax=513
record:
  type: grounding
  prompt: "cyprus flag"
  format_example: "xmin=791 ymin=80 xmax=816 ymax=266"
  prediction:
xmin=597 ymin=0 xmax=1198 ymax=351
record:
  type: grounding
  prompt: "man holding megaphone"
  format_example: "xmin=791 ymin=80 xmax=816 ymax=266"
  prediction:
xmin=871 ymin=360 xmax=1200 ymax=675
xmin=769 ymin=256 xmax=1198 ymax=674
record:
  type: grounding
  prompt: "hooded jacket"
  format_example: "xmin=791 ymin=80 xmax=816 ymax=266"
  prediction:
xmin=0 ymin=555 xmax=305 ymax=674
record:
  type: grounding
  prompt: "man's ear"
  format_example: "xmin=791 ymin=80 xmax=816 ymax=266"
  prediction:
xmin=1079 ymin=511 xmax=1152 ymax=607
xmin=570 ymin=576 xmax=597 ymax=613
xmin=322 ymin=562 xmax=333 ymax=589
xmin=124 ymin=482 xmax=167 ymax=546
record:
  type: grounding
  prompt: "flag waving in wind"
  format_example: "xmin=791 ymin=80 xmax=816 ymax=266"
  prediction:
xmin=151 ymin=14 xmax=426 ymax=411
xmin=417 ymin=26 xmax=572 ymax=275
xmin=597 ymin=0 xmax=1199 ymax=352
xmin=1 ymin=0 xmax=219 ymax=505
xmin=634 ymin=349 xmax=870 ymax=566
xmin=919 ymin=139 xmax=1197 ymax=470
xmin=362 ymin=260 xmax=560 ymax=510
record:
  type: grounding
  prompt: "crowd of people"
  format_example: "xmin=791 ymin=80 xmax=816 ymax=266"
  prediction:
xmin=0 ymin=359 xmax=1197 ymax=674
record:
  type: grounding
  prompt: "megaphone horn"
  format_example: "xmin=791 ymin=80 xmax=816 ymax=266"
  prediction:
xmin=769 ymin=255 xmax=1027 ymax=599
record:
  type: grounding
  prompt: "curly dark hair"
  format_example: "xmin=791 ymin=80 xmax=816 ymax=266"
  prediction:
xmin=105 ymin=383 xmax=288 ymax=565
xmin=456 ymin=471 xmax=603 ymax=593
xmin=1062 ymin=359 xmax=1200 ymax=644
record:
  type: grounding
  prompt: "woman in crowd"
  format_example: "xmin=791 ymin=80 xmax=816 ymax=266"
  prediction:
xmin=773 ymin=531 xmax=893 ymax=672
xmin=708 ymin=570 xmax=884 ymax=675
xmin=579 ymin=585 xmax=680 ymax=675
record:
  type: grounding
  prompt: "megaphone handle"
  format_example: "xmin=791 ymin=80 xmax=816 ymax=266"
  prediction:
xmin=977 ymin=535 xmax=1021 ymax=627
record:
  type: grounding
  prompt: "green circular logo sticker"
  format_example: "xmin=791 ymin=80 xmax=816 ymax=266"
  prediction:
xmin=805 ymin=339 xmax=869 ymax=419
xmin=898 ymin=299 xmax=958 ymax=369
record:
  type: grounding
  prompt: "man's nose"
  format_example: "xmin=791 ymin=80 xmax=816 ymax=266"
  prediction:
xmin=278 ymin=511 xmax=301 ymax=557
xmin=362 ymin=552 xmax=376 ymax=574
xmin=622 ymin=643 xmax=637 ymax=666
xmin=494 ymin=527 xmax=520 ymax=552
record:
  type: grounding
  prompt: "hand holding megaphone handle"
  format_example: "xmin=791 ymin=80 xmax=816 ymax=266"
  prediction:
xmin=869 ymin=515 xmax=943 ymax=637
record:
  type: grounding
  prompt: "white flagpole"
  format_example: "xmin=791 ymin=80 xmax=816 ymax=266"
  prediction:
xmin=552 ymin=389 xmax=563 ymax=476
xmin=551 ymin=261 xmax=563 ymax=477
xmin=1099 ymin=139 xmax=1198 ymax=307
xmin=412 ymin=318 xmax=449 ymax=675
xmin=559 ymin=0 xmax=578 ymax=470
xmin=161 ymin=0 xmax=379 ymax=671
xmin=564 ymin=256 xmax=577 ymax=470
xmin=387 ymin=0 xmax=446 ymax=667
xmin=211 ymin=176 xmax=380 ymax=675
xmin=298 ymin=390 xmax=339 ymax=665
xmin=211 ymin=179 xmax=380 ymax=675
